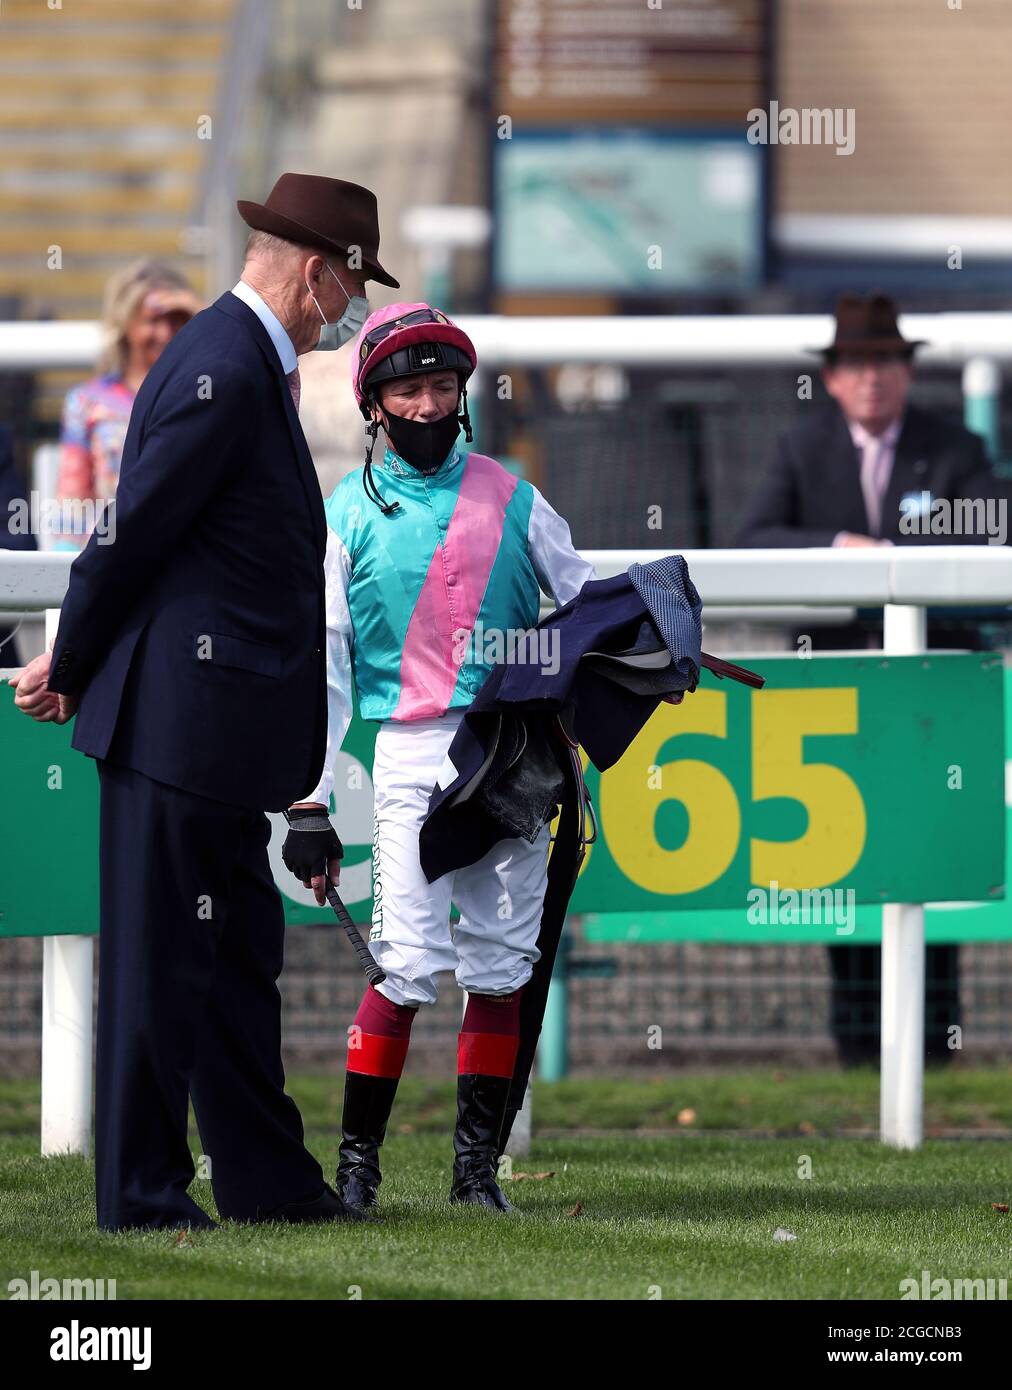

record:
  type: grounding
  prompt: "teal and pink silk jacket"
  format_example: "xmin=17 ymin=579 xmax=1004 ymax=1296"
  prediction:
xmin=305 ymin=442 xmax=595 ymax=807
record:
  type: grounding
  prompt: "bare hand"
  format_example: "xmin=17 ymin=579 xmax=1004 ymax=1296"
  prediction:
xmin=837 ymin=533 xmax=890 ymax=548
xmin=7 ymin=650 xmax=78 ymax=724
xmin=304 ymin=856 xmax=341 ymax=906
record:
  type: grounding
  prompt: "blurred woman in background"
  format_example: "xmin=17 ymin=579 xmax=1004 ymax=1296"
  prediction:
xmin=54 ymin=259 xmax=200 ymax=549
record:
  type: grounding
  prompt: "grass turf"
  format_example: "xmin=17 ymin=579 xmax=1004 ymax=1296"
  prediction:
xmin=3 ymin=1065 xmax=1012 ymax=1139
xmin=1 ymin=1136 xmax=1009 ymax=1300
xmin=1 ymin=1071 xmax=1009 ymax=1299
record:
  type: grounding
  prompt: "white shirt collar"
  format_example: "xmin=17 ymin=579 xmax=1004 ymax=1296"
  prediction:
xmin=848 ymin=414 xmax=903 ymax=452
xmin=230 ymin=280 xmax=298 ymax=375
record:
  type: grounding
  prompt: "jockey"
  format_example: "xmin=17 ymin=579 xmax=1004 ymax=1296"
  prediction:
xmin=281 ymin=301 xmax=594 ymax=1212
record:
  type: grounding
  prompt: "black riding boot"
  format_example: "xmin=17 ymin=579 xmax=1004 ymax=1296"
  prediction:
xmin=449 ymin=1073 xmax=514 ymax=1212
xmin=335 ymin=1071 xmax=400 ymax=1213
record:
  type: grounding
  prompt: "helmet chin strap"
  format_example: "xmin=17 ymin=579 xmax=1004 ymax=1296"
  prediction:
xmin=362 ymin=400 xmax=400 ymax=516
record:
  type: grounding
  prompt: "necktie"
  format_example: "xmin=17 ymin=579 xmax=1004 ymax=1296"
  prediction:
xmin=859 ymin=434 xmax=891 ymax=538
xmin=286 ymin=367 xmax=301 ymax=413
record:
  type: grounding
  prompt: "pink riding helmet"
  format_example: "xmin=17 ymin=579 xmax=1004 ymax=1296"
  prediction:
xmin=351 ymin=301 xmax=477 ymax=419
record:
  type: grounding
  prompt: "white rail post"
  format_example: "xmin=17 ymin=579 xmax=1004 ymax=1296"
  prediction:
xmin=879 ymin=603 xmax=928 ymax=1149
xmin=505 ymin=1083 xmax=532 ymax=1159
xmin=40 ymin=607 xmax=93 ymax=1157
xmin=41 ymin=936 xmax=94 ymax=1157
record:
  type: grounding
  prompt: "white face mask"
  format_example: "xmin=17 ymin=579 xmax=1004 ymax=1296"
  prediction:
xmin=308 ymin=262 xmax=369 ymax=350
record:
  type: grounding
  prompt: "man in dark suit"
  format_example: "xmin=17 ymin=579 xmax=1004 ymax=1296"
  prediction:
xmin=738 ymin=293 xmax=996 ymax=562
xmin=9 ymin=174 xmax=399 ymax=1230
xmin=737 ymin=293 xmax=1001 ymax=1066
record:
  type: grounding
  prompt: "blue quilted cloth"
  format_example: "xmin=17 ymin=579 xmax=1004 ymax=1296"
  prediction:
xmin=628 ymin=554 xmax=702 ymax=684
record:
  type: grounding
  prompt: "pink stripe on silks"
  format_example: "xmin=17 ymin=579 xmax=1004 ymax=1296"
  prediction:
xmin=393 ymin=454 xmax=518 ymax=720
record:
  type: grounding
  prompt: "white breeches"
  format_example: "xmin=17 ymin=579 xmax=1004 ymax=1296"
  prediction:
xmin=368 ymin=711 xmax=548 ymax=1007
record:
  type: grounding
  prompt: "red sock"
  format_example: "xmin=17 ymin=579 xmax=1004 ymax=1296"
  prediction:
xmin=458 ymin=990 xmax=522 ymax=1077
xmin=347 ymin=983 xmax=416 ymax=1079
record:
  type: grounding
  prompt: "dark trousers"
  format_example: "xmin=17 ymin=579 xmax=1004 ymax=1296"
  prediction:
xmin=95 ymin=759 xmax=323 ymax=1229
xmin=828 ymin=944 xmax=961 ymax=1065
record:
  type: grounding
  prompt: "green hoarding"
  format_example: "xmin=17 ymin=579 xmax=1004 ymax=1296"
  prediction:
xmin=0 ymin=654 xmax=1006 ymax=940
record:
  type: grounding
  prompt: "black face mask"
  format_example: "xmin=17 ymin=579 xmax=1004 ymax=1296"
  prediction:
xmin=382 ymin=404 xmax=461 ymax=474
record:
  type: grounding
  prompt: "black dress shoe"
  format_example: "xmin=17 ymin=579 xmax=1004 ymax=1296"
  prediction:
xmin=108 ymin=1214 xmax=217 ymax=1232
xmin=264 ymin=1183 xmax=365 ymax=1224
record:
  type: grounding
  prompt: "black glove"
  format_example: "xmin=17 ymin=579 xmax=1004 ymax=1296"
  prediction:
xmin=282 ymin=806 xmax=344 ymax=884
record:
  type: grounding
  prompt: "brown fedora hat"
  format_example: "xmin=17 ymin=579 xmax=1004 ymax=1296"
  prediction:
xmin=237 ymin=172 xmax=400 ymax=288
xmin=811 ymin=292 xmax=926 ymax=358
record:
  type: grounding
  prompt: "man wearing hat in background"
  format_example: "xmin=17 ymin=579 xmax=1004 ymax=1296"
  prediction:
xmin=9 ymin=173 xmax=398 ymax=1230
xmin=738 ymin=292 xmax=997 ymax=565
xmin=737 ymin=292 xmax=1002 ymax=1067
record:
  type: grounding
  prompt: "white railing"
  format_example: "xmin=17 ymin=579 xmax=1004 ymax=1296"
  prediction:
xmin=1 ymin=546 xmax=1009 ymax=1157
xmin=3 ymin=544 xmax=1011 ymax=613
xmin=3 ymin=311 xmax=1012 ymax=369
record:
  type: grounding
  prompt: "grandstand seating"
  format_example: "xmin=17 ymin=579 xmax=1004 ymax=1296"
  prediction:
xmin=0 ymin=0 xmax=235 ymax=425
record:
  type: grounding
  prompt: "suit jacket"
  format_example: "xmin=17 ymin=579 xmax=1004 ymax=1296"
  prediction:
xmin=47 ymin=293 xmax=328 ymax=810
xmin=737 ymin=403 xmax=995 ymax=548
